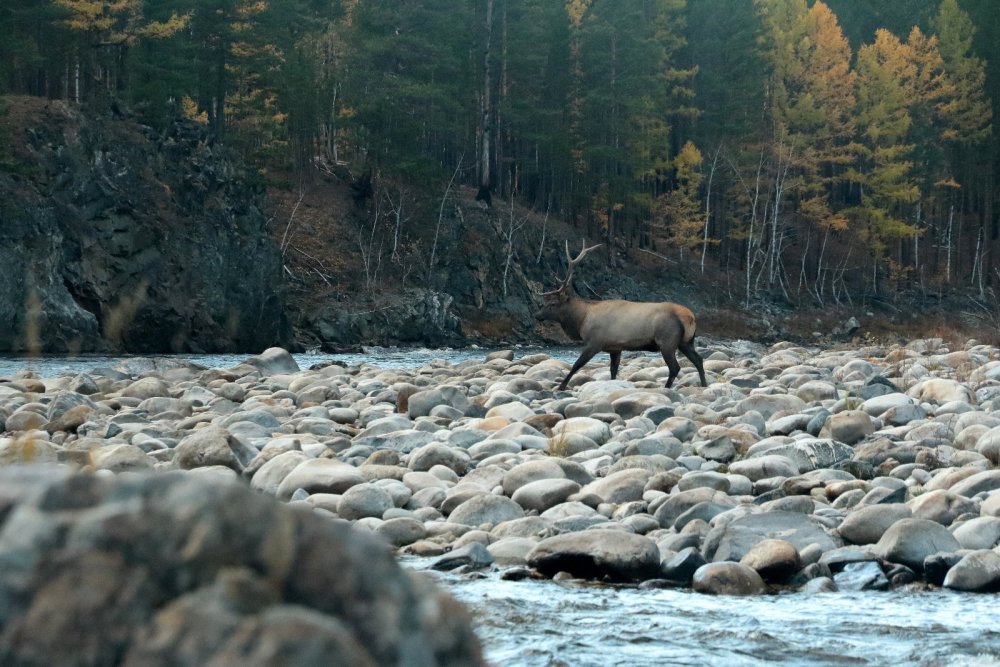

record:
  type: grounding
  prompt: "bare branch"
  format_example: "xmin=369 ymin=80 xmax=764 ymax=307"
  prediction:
xmin=279 ymin=189 xmax=306 ymax=257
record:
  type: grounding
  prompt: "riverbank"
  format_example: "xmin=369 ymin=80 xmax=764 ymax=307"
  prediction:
xmin=2 ymin=339 xmax=998 ymax=599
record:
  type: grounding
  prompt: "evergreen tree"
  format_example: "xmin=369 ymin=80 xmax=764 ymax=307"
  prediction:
xmin=849 ymin=29 xmax=921 ymax=278
xmin=342 ymin=0 xmax=475 ymax=181
xmin=576 ymin=0 xmax=691 ymax=246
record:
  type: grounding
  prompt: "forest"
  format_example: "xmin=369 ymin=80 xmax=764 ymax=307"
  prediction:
xmin=1 ymin=0 xmax=997 ymax=314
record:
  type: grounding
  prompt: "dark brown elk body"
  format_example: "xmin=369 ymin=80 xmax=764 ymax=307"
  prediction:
xmin=536 ymin=243 xmax=707 ymax=391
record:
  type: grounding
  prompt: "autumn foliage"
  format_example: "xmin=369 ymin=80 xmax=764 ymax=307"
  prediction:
xmin=0 ymin=0 xmax=996 ymax=304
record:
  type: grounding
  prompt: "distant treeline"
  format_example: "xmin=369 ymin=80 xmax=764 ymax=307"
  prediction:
xmin=2 ymin=0 xmax=998 ymax=304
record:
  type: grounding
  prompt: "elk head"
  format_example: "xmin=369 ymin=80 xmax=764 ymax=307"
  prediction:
xmin=535 ymin=240 xmax=601 ymax=321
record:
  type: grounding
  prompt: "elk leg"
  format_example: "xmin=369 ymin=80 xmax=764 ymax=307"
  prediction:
xmin=559 ymin=347 xmax=599 ymax=391
xmin=662 ymin=349 xmax=681 ymax=388
xmin=679 ymin=340 xmax=707 ymax=387
xmin=609 ymin=351 xmax=621 ymax=380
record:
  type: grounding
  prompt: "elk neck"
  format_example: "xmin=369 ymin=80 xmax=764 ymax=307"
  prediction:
xmin=554 ymin=295 xmax=590 ymax=340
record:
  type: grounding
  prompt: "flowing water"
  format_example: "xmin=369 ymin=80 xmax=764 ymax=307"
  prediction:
xmin=3 ymin=347 xmax=999 ymax=667
xmin=0 ymin=346 xmax=578 ymax=379
xmin=415 ymin=565 xmax=1000 ymax=667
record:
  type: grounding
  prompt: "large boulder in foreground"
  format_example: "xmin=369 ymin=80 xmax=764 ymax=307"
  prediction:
xmin=526 ymin=530 xmax=661 ymax=582
xmin=0 ymin=466 xmax=484 ymax=667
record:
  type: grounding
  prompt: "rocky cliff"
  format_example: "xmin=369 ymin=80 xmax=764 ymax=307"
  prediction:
xmin=0 ymin=97 xmax=289 ymax=354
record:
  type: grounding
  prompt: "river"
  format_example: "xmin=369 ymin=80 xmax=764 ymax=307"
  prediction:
xmin=414 ymin=564 xmax=1000 ymax=667
xmin=3 ymin=348 xmax=1000 ymax=667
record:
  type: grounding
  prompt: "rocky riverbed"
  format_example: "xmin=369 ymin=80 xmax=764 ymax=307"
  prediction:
xmin=1 ymin=338 xmax=999 ymax=618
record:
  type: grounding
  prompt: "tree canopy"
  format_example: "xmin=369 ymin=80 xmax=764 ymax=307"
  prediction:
xmin=1 ymin=0 xmax=997 ymax=303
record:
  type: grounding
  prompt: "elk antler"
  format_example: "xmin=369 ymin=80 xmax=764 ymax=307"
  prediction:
xmin=539 ymin=240 xmax=601 ymax=296
xmin=564 ymin=240 xmax=602 ymax=285
xmin=553 ymin=240 xmax=602 ymax=292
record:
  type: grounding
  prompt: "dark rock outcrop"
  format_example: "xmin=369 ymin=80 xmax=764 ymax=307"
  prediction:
xmin=0 ymin=97 xmax=289 ymax=353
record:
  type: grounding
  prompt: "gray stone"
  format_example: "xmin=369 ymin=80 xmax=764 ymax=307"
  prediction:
xmin=511 ymin=479 xmax=581 ymax=513
xmin=703 ymin=511 xmax=840 ymax=562
xmin=430 ymin=542 xmax=495 ymax=572
xmin=175 ymin=426 xmax=251 ymax=473
xmin=907 ymin=490 xmax=978 ymax=526
xmin=0 ymin=468 xmax=484 ymax=667
xmin=337 ymin=484 xmax=395 ymax=521
xmin=527 ymin=530 xmax=660 ymax=582
xmin=739 ymin=538 xmax=801 ymax=583
xmin=872 ymin=518 xmax=961 ymax=571
xmin=820 ymin=410 xmax=875 ymax=445
xmin=90 ymin=444 xmax=153 ymax=473
xmin=660 ymin=546 xmax=706 ymax=584
xmin=942 ymin=550 xmax=1000 ymax=592
xmin=692 ymin=562 xmax=766 ymax=595
xmin=951 ymin=517 xmax=1000 ymax=550
xmin=838 ymin=504 xmax=912 ymax=545
xmin=276 ymin=459 xmax=366 ymax=501
xmin=729 ymin=455 xmax=799 ymax=482
xmin=579 ymin=468 xmax=653 ymax=504
xmin=449 ymin=494 xmax=524 ymax=527
xmin=245 ymin=347 xmax=301 ymax=376
xmin=833 ymin=561 xmax=889 ymax=591
xmin=407 ymin=443 xmax=471 ymax=475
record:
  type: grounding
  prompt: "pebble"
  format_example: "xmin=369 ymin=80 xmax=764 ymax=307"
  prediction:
xmin=2 ymin=338 xmax=999 ymax=595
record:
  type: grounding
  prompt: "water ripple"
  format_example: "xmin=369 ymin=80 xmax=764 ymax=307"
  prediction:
xmin=414 ymin=566 xmax=1000 ymax=667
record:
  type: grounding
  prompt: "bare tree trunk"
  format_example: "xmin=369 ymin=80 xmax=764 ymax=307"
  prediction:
xmin=536 ymin=195 xmax=551 ymax=264
xmin=427 ymin=155 xmax=464 ymax=284
xmin=700 ymin=145 xmax=721 ymax=273
xmin=500 ymin=192 xmax=528 ymax=297
xmin=279 ymin=189 xmax=306 ymax=257
xmin=478 ymin=0 xmax=494 ymax=201
xmin=814 ymin=226 xmax=829 ymax=305
xmin=945 ymin=203 xmax=954 ymax=283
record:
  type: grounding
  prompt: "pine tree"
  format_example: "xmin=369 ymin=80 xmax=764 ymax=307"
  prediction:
xmin=342 ymin=0 xmax=475 ymax=181
xmin=932 ymin=0 xmax=991 ymax=145
xmin=576 ymin=0 xmax=692 ymax=246
xmin=849 ymin=29 xmax=921 ymax=279
xmin=654 ymin=140 xmax=704 ymax=255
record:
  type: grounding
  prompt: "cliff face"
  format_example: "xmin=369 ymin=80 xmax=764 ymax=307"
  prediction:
xmin=0 ymin=97 xmax=289 ymax=353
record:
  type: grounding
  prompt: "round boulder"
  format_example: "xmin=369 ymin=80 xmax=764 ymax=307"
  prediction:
xmin=692 ymin=562 xmax=766 ymax=595
xmin=837 ymin=504 xmax=912 ymax=545
xmin=872 ymin=518 xmax=961 ymax=572
xmin=942 ymin=550 xmax=1000 ymax=592
xmin=511 ymin=479 xmax=581 ymax=513
xmin=739 ymin=538 xmax=801 ymax=583
xmin=527 ymin=530 xmax=660 ymax=582
xmin=448 ymin=494 xmax=524 ymax=527
xmin=338 ymin=483 xmax=395 ymax=521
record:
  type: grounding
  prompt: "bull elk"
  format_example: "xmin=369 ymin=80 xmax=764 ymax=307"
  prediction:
xmin=535 ymin=241 xmax=707 ymax=391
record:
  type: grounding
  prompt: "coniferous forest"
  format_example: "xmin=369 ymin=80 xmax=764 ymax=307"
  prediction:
xmin=2 ymin=0 xmax=998 ymax=321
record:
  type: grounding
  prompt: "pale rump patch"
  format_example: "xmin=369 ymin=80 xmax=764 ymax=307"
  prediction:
xmin=672 ymin=306 xmax=697 ymax=342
